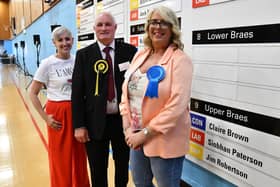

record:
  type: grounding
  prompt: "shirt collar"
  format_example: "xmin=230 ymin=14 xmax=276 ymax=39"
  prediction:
xmin=97 ymin=40 xmax=115 ymax=51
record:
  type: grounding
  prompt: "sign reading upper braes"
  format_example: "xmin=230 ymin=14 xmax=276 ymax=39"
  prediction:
xmin=191 ymin=98 xmax=280 ymax=137
xmin=193 ymin=23 xmax=280 ymax=44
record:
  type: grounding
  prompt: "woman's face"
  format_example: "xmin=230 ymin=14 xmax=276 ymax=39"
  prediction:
xmin=148 ymin=11 xmax=172 ymax=49
xmin=53 ymin=32 xmax=73 ymax=57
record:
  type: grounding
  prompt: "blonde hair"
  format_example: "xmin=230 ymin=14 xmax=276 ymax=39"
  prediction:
xmin=143 ymin=6 xmax=183 ymax=50
xmin=52 ymin=26 xmax=72 ymax=40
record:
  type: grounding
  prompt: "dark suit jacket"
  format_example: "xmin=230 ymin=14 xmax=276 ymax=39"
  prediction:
xmin=71 ymin=40 xmax=137 ymax=140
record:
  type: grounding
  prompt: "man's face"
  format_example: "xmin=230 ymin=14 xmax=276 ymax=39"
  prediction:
xmin=94 ymin=13 xmax=117 ymax=46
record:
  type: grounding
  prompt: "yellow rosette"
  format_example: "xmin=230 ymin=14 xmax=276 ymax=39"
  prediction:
xmin=94 ymin=59 xmax=108 ymax=96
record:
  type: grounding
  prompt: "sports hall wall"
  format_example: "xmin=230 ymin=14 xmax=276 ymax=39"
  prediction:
xmin=11 ymin=0 xmax=76 ymax=76
xmin=11 ymin=0 xmax=280 ymax=186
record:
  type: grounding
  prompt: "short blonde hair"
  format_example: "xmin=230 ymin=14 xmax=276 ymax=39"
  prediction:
xmin=52 ymin=26 xmax=72 ymax=40
xmin=143 ymin=6 xmax=183 ymax=50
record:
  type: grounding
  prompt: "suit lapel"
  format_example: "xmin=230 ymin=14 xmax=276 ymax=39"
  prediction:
xmin=90 ymin=42 xmax=108 ymax=98
xmin=113 ymin=41 xmax=122 ymax=97
xmin=91 ymin=42 xmax=103 ymax=65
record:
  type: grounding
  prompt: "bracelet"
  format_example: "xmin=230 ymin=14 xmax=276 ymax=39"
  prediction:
xmin=143 ymin=127 xmax=149 ymax=136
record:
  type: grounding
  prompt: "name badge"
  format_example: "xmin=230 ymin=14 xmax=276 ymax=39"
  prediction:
xmin=119 ymin=61 xmax=130 ymax=72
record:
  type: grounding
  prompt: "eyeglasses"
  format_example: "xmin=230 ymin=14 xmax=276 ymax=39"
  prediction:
xmin=148 ymin=19 xmax=171 ymax=29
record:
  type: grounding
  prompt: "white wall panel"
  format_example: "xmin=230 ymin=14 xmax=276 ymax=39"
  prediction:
xmin=192 ymin=79 xmax=237 ymax=100
xmin=239 ymin=67 xmax=280 ymax=88
xmin=239 ymin=46 xmax=280 ymax=65
xmin=193 ymin=46 xmax=238 ymax=63
xmin=237 ymin=86 xmax=280 ymax=110
xmin=193 ymin=64 xmax=238 ymax=81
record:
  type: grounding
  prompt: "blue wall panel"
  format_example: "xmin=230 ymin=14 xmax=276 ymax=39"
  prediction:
xmin=12 ymin=0 xmax=77 ymax=75
xmin=182 ymin=159 xmax=237 ymax=187
xmin=3 ymin=40 xmax=12 ymax=54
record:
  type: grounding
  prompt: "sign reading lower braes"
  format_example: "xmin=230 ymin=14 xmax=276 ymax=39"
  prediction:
xmin=193 ymin=23 xmax=280 ymax=44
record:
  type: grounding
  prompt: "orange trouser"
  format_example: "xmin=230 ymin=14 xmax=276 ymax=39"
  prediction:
xmin=46 ymin=100 xmax=90 ymax=187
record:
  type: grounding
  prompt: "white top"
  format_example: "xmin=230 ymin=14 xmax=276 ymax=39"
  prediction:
xmin=128 ymin=69 xmax=147 ymax=130
xmin=33 ymin=54 xmax=75 ymax=101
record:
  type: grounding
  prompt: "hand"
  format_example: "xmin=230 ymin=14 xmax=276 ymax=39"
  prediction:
xmin=125 ymin=127 xmax=146 ymax=149
xmin=46 ymin=114 xmax=62 ymax=130
xmin=74 ymin=128 xmax=90 ymax=143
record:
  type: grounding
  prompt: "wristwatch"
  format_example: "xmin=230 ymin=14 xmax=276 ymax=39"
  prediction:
xmin=143 ymin=127 xmax=149 ymax=136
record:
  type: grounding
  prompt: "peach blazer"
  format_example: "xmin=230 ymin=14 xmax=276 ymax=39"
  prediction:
xmin=120 ymin=45 xmax=193 ymax=158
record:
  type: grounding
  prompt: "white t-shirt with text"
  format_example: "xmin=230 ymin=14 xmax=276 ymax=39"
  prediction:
xmin=33 ymin=54 xmax=74 ymax=101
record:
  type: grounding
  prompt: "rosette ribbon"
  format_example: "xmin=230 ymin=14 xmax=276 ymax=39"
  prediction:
xmin=145 ymin=65 xmax=165 ymax=98
xmin=94 ymin=59 xmax=108 ymax=96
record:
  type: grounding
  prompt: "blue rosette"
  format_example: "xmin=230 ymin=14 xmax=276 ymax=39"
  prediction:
xmin=145 ymin=65 xmax=165 ymax=98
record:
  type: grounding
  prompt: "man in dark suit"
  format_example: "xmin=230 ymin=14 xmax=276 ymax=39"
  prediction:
xmin=71 ymin=12 xmax=137 ymax=187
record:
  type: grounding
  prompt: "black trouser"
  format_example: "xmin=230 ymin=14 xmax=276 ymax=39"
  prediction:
xmin=86 ymin=114 xmax=129 ymax=187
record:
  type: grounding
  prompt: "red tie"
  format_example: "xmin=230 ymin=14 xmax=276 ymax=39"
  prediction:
xmin=103 ymin=47 xmax=115 ymax=101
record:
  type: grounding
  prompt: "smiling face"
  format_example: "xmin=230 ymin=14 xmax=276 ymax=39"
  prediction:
xmin=94 ymin=12 xmax=117 ymax=46
xmin=52 ymin=31 xmax=73 ymax=59
xmin=148 ymin=11 xmax=172 ymax=50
